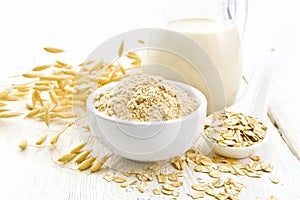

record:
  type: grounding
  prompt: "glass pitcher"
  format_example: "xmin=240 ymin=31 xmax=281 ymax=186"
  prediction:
xmin=142 ymin=0 xmax=248 ymax=114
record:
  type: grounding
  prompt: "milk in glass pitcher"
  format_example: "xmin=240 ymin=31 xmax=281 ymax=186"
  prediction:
xmin=142 ymin=0 xmax=248 ymax=113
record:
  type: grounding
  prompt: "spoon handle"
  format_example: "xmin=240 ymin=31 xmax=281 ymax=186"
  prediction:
xmin=229 ymin=49 xmax=278 ymax=121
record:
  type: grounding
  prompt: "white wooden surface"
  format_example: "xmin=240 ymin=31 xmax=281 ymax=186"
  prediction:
xmin=1 ymin=0 xmax=300 ymax=199
xmin=0 ymin=104 xmax=300 ymax=200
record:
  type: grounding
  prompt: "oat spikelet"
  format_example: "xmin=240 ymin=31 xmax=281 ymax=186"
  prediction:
xmin=32 ymin=65 xmax=51 ymax=71
xmin=0 ymin=89 xmax=10 ymax=99
xmin=49 ymin=89 xmax=59 ymax=105
xmin=61 ymin=69 xmax=77 ymax=76
xmin=32 ymin=91 xmax=37 ymax=108
xmin=75 ymin=150 xmax=91 ymax=163
xmin=70 ymin=143 xmax=87 ymax=154
xmin=44 ymin=104 xmax=50 ymax=127
xmin=19 ymin=140 xmax=27 ymax=150
xmin=1 ymin=95 xmax=19 ymax=101
xmin=55 ymin=60 xmax=68 ymax=66
xmin=78 ymin=157 xmax=96 ymax=171
xmin=22 ymin=72 xmax=40 ymax=78
xmin=0 ymin=112 xmax=22 ymax=118
xmin=36 ymin=134 xmax=48 ymax=145
xmin=126 ymin=52 xmax=142 ymax=67
xmin=50 ymin=121 xmax=75 ymax=144
xmin=26 ymin=103 xmax=33 ymax=110
xmin=35 ymin=81 xmax=50 ymax=86
xmin=25 ymin=108 xmax=41 ymax=118
xmin=52 ymin=105 xmax=71 ymax=112
xmin=119 ymin=65 xmax=126 ymax=75
xmin=90 ymin=154 xmax=111 ymax=173
xmin=55 ymin=61 xmax=72 ymax=69
xmin=58 ymin=153 xmax=76 ymax=162
xmin=44 ymin=47 xmax=65 ymax=53
xmin=0 ymin=108 xmax=9 ymax=112
xmin=52 ymin=112 xmax=74 ymax=118
xmin=131 ymin=60 xmax=141 ymax=67
xmin=12 ymin=92 xmax=28 ymax=97
xmin=13 ymin=84 xmax=30 ymax=92
xmin=88 ymin=60 xmax=103 ymax=74
xmin=126 ymin=52 xmax=139 ymax=59
xmin=50 ymin=133 xmax=60 ymax=145
xmin=78 ymin=60 xmax=94 ymax=66
xmin=40 ymin=75 xmax=74 ymax=81
xmin=33 ymin=85 xmax=49 ymax=91
xmin=118 ymin=40 xmax=124 ymax=57
xmin=33 ymin=90 xmax=43 ymax=106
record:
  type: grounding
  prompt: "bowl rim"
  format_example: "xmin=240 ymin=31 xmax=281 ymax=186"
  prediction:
xmin=86 ymin=80 xmax=207 ymax=126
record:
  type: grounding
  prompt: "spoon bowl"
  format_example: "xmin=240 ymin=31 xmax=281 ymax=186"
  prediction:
xmin=203 ymin=50 xmax=277 ymax=158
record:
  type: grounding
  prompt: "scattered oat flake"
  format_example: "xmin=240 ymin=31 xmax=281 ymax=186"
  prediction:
xmin=103 ymin=174 xmax=113 ymax=182
xmin=270 ymin=177 xmax=280 ymax=184
xmin=269 ymin=195 xmax=278 ymax=200
xmin=137 ymin=186 xmax=145 ymax=193
xmin=138 ymin=40 xmax=145 ymax=44
xmin=200 ymin=156 xmax=213 ymax=166
xmin=114 ymin=176 xmax=126 ymax=183
xmin=245 ymin=171 xmax=262 ymax=178
xmin=215 ymin=191 xmax=229 ymax=200
xmin=144 ymin=162 xmax=159 ymax=172
xmin=157 ymin=172 xmax=167 ymax=183
xmin=18 ymin=140 xmax=27 ymax=150
xmin=194 ymin=165 xmax=211 ymax=173
xmin=143 ymin=173 xmax=153 ymax=181
xmin=168 ymin=173 xmax=178 ymax=182
xmin=136 ymin=173 xmax=144 ymax=181
xmin=190 ymin=191 xmax=205 ymax=199
xmin=261 ymin=162 xmax=274 ymax=172
xmin=129 ymin=180 xmax=138 ymax=186
xmin=161 ymin=188 xmax=173 ymax=195
xmin=209 ymin=171 xmax=222 ymax=178
xmin=205 ymin=187 xmax=215 ymax=196
xmin=153 ymin=188 xmax=161 ymax=195
xmin=228 ymin=195 xmax=239 ymax=200
xmin=163 ymin=183 xmax=175 ymax=191
xmin=120 ymin=182 xmax=127 ymax=188
xmin=171 ymin=181 xmax=183 ymax=188
xmin=191 ymin=183 xmax=206 ymax=191
xmin=250 ymin=155 xmax=261 ymax=161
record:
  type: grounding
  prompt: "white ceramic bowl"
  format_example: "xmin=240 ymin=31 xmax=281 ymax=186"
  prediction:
xmin=203 ymin=129 xmax=271 ymax=159
xmin=86 ymin=81 xmax=207 ymax=162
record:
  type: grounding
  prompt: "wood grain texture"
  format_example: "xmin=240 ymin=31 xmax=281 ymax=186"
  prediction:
xmin=267 ymin=41 xmax=300 ymax=160
xmin=0 ymin=111 xmax=300 ymax=200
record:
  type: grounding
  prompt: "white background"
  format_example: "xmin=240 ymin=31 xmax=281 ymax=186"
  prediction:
xmin=0 ymin=0 xmax=299 ymax=80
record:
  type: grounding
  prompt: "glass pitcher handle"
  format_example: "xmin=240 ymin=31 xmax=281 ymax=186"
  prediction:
xmin=228 ymin=0 xmax=248 ymax=40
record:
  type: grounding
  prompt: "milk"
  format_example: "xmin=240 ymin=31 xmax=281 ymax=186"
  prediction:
xmin=142 ymin=18 xmax=242 ymax=113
